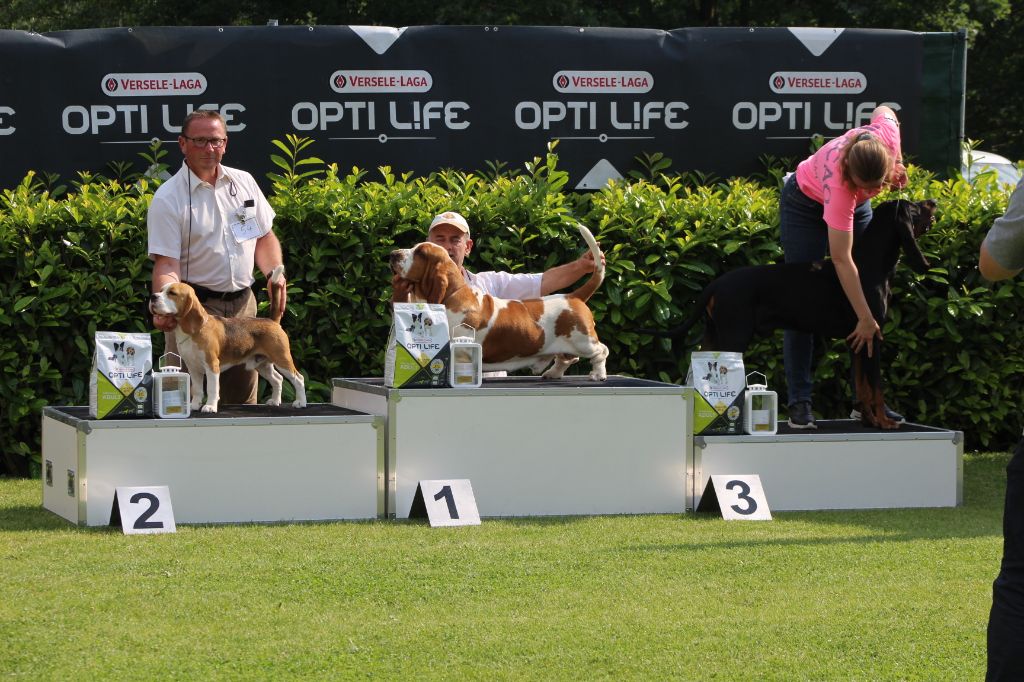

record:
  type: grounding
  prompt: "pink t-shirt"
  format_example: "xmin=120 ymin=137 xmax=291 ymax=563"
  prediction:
xmin=794 ymin=111 xmax=902 ymax=231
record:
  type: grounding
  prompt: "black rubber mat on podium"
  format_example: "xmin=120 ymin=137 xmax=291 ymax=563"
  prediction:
xmin=775 ymin=419 xmax=952 ymax=435
xmin=52 ymin=403 xmax=364 ymax=421
xmin=347 ymin=375 xmax=676 ymax=390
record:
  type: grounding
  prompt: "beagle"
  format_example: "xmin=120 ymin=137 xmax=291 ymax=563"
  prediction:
xmin=390 ymin=225 xmax=609 ymax=380
xmin=148 ymin=267 xmax=307 ymax=413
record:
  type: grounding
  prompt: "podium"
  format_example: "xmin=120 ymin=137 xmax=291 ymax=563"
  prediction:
xmin=692 ymin=419 xmax=963 ymax=511
xmin=333 ymin=376 xmax=692 ymax=518
xmin=41 ymin=404 xmax=384 ymax=526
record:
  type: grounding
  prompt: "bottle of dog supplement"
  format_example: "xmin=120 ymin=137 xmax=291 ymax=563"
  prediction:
xmin=448 ymin=325 xmax=482 ymax=388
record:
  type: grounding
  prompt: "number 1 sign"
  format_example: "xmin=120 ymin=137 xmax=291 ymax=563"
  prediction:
xmin=409 ymin=479 xmax=481 ymax=527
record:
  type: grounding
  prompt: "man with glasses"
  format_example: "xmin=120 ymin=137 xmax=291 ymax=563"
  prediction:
xmin=148 ymin=109 xmax=286 ymax=406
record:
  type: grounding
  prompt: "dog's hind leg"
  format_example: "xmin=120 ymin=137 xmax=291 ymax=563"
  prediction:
xmin=530 ymin=357 xmax=556 ymax=375
xmin=275 ymin=365 xmax=307 ymax=409
xmin=585 ymin=342 xmax=610 ymax=381
xmin=851 ymin=346 xmax=896 ymax=429
xmin=541 ymin=354 xmax=579 ymax=380
xmin=256 ymin=362 xmax=285 ymax=406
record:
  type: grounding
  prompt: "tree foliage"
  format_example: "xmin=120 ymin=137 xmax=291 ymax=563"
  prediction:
xmin=965 ymin=6 xmax=1024 ymax=160
xmin=0 ymin=0 xmax=1012 ymax=32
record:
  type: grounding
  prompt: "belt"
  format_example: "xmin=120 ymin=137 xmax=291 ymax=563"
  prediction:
xmin=186 ymin=283 xmax=250 ymax=303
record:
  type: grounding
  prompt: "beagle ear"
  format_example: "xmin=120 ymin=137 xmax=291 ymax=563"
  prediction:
xmin=177 ymin=287 xmax=208 ymax=335
xmin=897 ymin=207 xmax=930 ymax=274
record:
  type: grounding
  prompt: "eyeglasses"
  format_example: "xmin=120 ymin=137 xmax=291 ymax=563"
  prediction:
xmin=182 ymin=136 xmax=226 ymax=148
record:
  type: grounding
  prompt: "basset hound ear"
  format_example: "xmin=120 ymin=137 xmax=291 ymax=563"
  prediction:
xmin=896 ymin=204 xmax=930 ymax=274
xmin=418 ymin=256 xmax=449 ymax=305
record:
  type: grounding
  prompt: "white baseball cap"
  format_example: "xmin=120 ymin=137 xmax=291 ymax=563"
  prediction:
xmin=428 ymin=211 xmax=470 ymax=236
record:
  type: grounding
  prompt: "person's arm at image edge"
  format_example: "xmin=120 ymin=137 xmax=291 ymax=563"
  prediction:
xmin=980 ymin=184 xmax=1024 ymax=282
xmin=980 ymin=241 xmax=1023 ymax=281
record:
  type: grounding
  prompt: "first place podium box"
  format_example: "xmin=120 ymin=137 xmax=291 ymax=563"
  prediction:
xmin=332 ymin=376 xmax=692 ymax=519
xmin=42 ymin=404 xmax=385 ymax=526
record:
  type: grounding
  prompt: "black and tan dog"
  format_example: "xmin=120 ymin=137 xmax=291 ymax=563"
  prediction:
xmin=149 ymin=267 xmax=306 ymax=413
xmin=641 ymin=198 xmax=937 ymax=429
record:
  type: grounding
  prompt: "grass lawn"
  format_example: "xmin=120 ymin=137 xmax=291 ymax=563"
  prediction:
xmin=0 ymin=452 xmax=1008 ymax=680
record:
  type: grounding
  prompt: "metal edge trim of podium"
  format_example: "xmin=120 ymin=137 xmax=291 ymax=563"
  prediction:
xmin=42 ymin=405 xmax=378 ymax=433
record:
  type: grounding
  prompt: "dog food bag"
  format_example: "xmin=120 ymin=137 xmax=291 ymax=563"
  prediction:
xmin=385 ymin=303 xmax=451 ymax=388
xmin=89 ymin=331 xmax=154 ymax=418
xmin=688 ymin=351 xmax=746 ymax=435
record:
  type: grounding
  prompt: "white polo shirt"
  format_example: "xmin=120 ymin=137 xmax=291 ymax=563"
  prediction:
xmin=465 ymin=269 xmax=542 ymax=299
xmin=147 ymin=162 xmax=274 ymax=292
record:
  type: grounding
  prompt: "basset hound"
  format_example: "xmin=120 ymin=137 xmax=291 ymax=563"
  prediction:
xmin=148 ymin=266 xmax=307 ymax=413
xmin=390 ymin=225 xmax=609 ymax=380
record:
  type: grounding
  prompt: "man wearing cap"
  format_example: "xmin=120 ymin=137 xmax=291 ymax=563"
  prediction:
xmin=392 ymin=210 xmax=603 ymax=302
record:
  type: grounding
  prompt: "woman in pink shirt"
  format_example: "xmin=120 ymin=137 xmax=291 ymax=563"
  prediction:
xmin=779 ymin=105 xmax=907 ymax=429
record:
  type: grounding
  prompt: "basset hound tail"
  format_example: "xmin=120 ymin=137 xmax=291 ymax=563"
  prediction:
xmin=569 ymin=224 xmax=604 ymax=302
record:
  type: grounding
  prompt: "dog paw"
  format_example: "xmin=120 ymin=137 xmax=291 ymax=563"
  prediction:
xmin=200 ymin=405 xmax=217 ymax=413
xmin=265 ymin=398 xmax=282 ymax=407
xmin=589 ymin=372 xmax=608 ymax=381
xmin=861 ymin=410 xmax=896 ymax=430
xmin=292 ymin=399 xmax=307 ymax=409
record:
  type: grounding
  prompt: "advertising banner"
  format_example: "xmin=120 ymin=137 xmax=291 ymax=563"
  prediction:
xmin=0 ymin=26 xmax=965 ymax=190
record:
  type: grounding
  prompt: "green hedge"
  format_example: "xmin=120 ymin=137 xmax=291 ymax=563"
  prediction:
xmin=0 ymin=142 xmax=1019 ymax=476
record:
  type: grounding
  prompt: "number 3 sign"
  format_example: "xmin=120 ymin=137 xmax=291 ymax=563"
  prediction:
xmin=696 ymin=475 xmax=772 ymax=521
xmin=111 ymin=486 xmax=177 ymax=534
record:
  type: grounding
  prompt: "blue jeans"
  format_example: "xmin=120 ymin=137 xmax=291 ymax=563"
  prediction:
xmin=778 ymin=174 xmax=872 ymax=407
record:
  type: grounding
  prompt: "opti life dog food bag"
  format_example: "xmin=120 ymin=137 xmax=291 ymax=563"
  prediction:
xmin=688 ymin=351 xmax=745 ymax=435
xmin=89 ymin=332 xmax=154 ymax=418
xmin=385 ymin=303 xmax=451 ymax=388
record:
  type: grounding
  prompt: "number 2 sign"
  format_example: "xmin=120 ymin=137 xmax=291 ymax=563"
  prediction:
xmin=111 ymin=486 xmax=177 ymax=534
